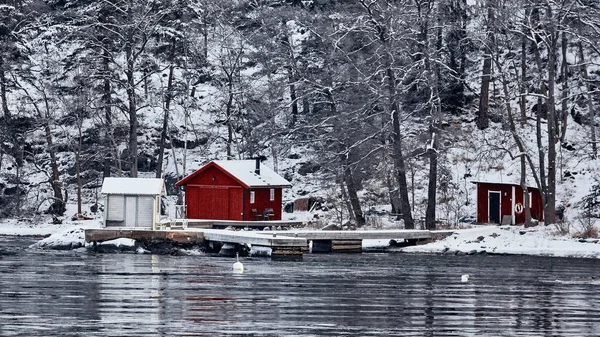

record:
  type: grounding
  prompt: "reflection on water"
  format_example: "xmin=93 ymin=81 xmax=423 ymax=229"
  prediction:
xmin=1 ymin=236 xmax=600 ymax=336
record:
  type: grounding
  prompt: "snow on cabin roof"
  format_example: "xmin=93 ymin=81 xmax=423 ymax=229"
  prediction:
xmin=212 ymin=160 xmax=291 ymax=188
xmin=101 ymin=177 xmax=165 ymax=195
xmin=471 ymin=181 xmax=540 ymax=190
xmin=176 ymin=160 xmax=291 ymax=188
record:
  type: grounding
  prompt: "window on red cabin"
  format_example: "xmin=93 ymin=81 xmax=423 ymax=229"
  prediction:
xmin=270 ymin=188 xmax=275 ymax=201
xmin=250 ymin=191 xmax=255 ymax=204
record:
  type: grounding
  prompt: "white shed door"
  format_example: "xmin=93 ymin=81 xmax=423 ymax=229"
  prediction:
xmin=107 ymin=195 xmax=124 ymax=221
xmin=125 ymin=196 xmax=137 ymax=227
xmin=137 ymin=196 xmax=154 ymax=227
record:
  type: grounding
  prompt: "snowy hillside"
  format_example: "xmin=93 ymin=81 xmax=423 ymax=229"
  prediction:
xmin=0 ymin=0 xmax=599 ymax=236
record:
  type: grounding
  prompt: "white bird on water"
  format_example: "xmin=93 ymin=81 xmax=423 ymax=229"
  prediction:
xmin=461 ymin=274 xmax=470 ymax=283
xmin=233 ymin=253 xmax=244 ymax=273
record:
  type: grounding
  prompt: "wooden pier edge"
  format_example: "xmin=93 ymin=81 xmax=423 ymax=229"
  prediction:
xmin=84 ymin=227 xmax=452 ymax=256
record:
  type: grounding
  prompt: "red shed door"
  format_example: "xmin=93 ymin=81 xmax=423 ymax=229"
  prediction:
xmin=488 ymin=191 xmax=501 ymax=224
xmin=197 ymin=187 xmax=229 ymax=220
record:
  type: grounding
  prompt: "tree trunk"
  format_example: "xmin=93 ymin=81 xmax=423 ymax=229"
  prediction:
xmin=388 ymin=68 xmax=415 ymax=229
xmin=544 ymin=5 xmax=557 ymax=225
xmin=125 ymin=1 xmax=140 ymax=177
xmin=302 ymin=96 xmax=310 ymax=115
xmin=578 ymin=42 xmax=597 ymax=158
xmin=125 ymin=41 xmax=138 ymax=177
xmin=288 ymin=71 xmax=298 ymax=127
xmin=202 ymin=12 xmax=209 ymax=61
xmin=531 ymin=11 xmax=548 ymax=224
xmin=343 ymin=160 xmax=365 ymax=227
xmin=339 ymin=179 xmax=353 ymax=225
xmin=424 ymin=4 xmax=442 ymax=231
xmin=42 ymin=99 xmax=65 ymax=215
xmin=226 ymin=80 xmax=234 ymax=160
xmin=559 ymin=30 xmax=568 ymax=142
xmin=386 ymin=170 xmax=401 ymax=215
xmin=76 ymin=123 xmax=82 ymax=216
xmin=16 ymin=155 xmax=21 ymax=216
xmin=101 ymin=46 xmax=113 ymax=177
xmin=477 ymin=1 xmax=494 ymax=130
xmin=0 ymin=63 xmax=10 ymax=119
xmin=425 ymin=130 xmax=437 ymax=230
xmin=127 ymin=68 xmax=138 ymax=177
xmin=156 ymin=63 xmax=174 ymax=178
xmin=516 ymin=9 xmax=531 ymax=224
xmin=520 ymin=25 xmax=528 ymax=127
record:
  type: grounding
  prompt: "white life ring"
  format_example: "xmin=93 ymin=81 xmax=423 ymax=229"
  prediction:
xmin=514 ymin=203 xmax=524 ymax=214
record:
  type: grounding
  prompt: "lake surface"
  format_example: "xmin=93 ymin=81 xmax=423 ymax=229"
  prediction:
xmin=1 ymin=236 xmax=600 ymax=336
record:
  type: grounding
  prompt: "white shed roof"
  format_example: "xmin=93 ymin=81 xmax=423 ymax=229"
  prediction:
xmin=213 ymin=160 xmax=291 ymax=188
xmin=101 ymin=177 xmax=165 ymax=195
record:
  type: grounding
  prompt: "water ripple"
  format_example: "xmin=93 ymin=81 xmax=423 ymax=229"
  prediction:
xmin=1 ymin=237 xmax=600 ymax=336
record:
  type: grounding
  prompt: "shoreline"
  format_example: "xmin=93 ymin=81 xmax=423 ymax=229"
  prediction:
xmin=2 ymin=218 xmax=600 ymax=259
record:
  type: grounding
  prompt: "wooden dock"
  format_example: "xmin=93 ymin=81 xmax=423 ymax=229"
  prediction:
xmin=260 ymin=229 xmax=453 ymax=240
xmin=202 ymin=229 xmax=306 ymax=256
xmin=85 ymin=228 xmax=452 ymax=257
xmin=257 ymin=229 xmax=454 ymax=253
xmin=85 ymin=228 xmax=307 ymax=256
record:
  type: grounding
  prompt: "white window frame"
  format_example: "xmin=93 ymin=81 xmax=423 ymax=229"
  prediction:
xmin=270 ymin=188 xmax=275 ymax=201
xmin=250 ymin=190 xmax=255 ymax=204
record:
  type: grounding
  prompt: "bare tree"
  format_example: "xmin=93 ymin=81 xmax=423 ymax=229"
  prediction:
xmin=476 ymin=0 xmax=495 ymax=130
xmin=358 ymin=0 xmax=415 ymax=229
xmin=12 ymin=71 xmax=66 ymax=215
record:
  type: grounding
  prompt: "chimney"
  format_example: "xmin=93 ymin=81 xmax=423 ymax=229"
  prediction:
xmin=254 ymin=158 xmax=260 ymax=175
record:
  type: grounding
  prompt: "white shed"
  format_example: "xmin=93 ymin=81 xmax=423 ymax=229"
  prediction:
xmin=101 ymin=177 xmax=165 ymax=229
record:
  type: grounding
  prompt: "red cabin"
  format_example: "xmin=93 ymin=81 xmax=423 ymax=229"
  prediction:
xmin=474 ymin=182 xmax=544 ymax=225
xmin=175 ymin=159 xmax=291 ymax=221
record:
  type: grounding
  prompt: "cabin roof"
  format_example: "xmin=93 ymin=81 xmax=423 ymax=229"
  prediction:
xmin=101 ymin=177 xmax=165 ymax=195
xmin=471 ymin=181 xmax=540 ymax=190
xmin=176 ymin=160 xmax=291 ymax=188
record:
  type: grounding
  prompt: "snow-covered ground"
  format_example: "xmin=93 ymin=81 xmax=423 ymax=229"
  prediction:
xmin=0 ymin=217 xmax=102 ymax=237
xmin=394 ymin=224 xmax=600 ymax=259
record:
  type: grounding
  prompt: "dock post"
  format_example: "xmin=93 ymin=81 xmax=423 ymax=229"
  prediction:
xmin=311 ymin=240 xmax=332 ymax=253
xmin=271 ymin=246 xmax=303 ymax=259
xmin=311 ymin=239 xmax=363 ymax=253
xmin=331 ymin=239 xmax=362 ymax=253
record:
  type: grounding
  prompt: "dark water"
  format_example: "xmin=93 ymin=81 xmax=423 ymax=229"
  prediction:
xmin=1 ymin=236 xmax=600 ymax=336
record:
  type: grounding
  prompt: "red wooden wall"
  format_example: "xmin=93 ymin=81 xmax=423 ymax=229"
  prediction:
xmin=180 ymin=164 xmax=284 ymax=221
xmin=183 ymin=165 xmax=244 ymax=220
xmin=476 ymin=182 xmax=544 ymax=225
xmin=242 ymin=187 xmax=283 ymax=221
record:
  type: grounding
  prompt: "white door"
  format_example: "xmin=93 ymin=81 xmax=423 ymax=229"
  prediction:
xmin=125 ymin=196 xmax=137 ymax=227
xmin=137 ymin=196 xmax=154 ymax=227
xmin=107 ymin=195 xmax=124 ymax=223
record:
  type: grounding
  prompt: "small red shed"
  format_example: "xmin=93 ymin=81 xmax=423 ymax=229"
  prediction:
xmin=474 ymin=182 xmax=544 ymax=225
xmin=175 ymin=159 xmax=291 ymax=221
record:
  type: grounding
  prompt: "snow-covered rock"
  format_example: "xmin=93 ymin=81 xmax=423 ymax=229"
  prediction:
xmin=29 ymin=228 xmax=86 ymax=250
xmin=398 ymin=225 xmax=600 ymax=259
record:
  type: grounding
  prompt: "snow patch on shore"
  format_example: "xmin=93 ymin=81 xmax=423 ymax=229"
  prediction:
xmin=398 ymin=225 xmax=600 ymax=258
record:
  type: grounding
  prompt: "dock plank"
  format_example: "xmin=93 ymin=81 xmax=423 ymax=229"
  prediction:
xmin=258 ymin=229 xmax=453 ymax=241
xmin=201 ymin=229 xmax=307 ymax=248
xmin=85 ymin=229 xmax=205 ymax=244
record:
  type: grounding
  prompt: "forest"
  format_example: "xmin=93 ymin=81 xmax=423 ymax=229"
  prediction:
xmin=0 ymin=0 xmax=599 ymax=229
